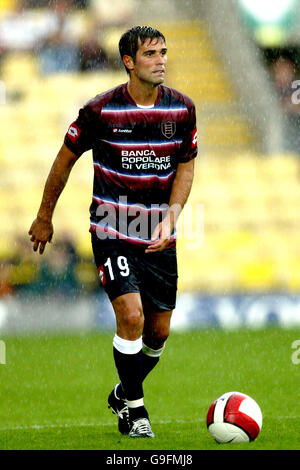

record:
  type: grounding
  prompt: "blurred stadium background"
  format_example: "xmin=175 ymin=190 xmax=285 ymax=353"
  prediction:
xmin=1 ymin=0 xmax=300 ymax=334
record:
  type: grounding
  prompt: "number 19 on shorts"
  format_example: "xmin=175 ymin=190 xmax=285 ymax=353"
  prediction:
xmin=98 ymin=256 xmax=130 ymax=285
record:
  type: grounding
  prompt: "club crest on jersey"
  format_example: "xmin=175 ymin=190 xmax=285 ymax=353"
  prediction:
xmin=161 ymin=121 xmax=176 ymax=139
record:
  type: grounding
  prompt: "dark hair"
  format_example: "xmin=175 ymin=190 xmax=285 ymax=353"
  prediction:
xmin=119 ymin=25 xmax=166 ymax=74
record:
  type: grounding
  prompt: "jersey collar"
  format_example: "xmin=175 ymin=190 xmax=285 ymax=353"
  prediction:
xmin=123 ymin=83 xmax=162 ymax=107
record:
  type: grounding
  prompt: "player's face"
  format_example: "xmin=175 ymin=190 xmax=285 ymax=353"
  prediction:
xmin=132 ymin=37 xmax=167 ymax=86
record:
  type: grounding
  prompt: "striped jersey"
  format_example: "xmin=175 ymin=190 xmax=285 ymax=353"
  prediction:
xmin=64 ymin=83 xmax=198 ymax=247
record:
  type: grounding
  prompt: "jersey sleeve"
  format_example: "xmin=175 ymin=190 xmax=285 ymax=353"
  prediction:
xmin=64 ymin=104 xmax=97 ymax=157
xmin=177 ymin=103 xmax=198 ymax=163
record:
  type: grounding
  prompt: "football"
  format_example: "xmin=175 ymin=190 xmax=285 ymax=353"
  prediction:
xmin=206 ymin=391 xmax=263 ymax=443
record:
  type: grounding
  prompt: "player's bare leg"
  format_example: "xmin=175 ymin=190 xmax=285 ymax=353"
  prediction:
xmin=113 ymin=292 xmax=144 ymax=340
xmin=143 ymin=308 xmax=172 ymax=350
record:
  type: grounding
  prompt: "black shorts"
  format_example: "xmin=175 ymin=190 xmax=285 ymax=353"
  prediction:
xmin=91 ymin=235 xmax=178 ymax=311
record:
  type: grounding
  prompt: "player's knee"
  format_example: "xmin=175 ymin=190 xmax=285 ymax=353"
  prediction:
xmin=157 ymin=323 xmax=171 ymax=342
xmin=143 ymin=329 xmax=169 ymax=350
xmin=123 ymin=309 xmax=144 ymax=329
xmin=116 ymin=303 xmax=144 ymax=338
xmin=113 ymin=294 xmax=144 ymax=336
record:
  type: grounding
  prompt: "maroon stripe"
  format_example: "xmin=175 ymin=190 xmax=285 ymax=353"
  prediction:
xmin=94 ymin=164 xmax=175 ymax=190
xmin=90 ymin=223 xmax=176 ymax=247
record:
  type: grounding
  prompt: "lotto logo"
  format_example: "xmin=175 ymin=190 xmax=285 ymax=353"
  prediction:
xmin=67 ymin=123 xmax=81 ymax=143
xmin=98 ymin=265 xmax=106 ymax=285
xmin=191 ymin=128 xmax=197 ymax=148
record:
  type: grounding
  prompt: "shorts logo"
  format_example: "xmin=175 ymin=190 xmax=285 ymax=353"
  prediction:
xmin=161 ymin=121 xmax=176 ymax=139
xmin=191 ymin=127 xmax=197 ymax=148
xmin=98 ymin=265 xmax=106 ymax=285
xmin=67 ymin=123 xmax=81 ymax=143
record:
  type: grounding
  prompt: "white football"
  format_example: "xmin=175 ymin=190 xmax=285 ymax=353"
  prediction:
xmin=206 ymin=391 xmax=262 ymax=443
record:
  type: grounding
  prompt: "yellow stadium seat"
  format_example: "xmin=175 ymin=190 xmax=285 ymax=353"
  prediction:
xmin=1 ymin=52 xmax=39 ymax=84
xmin=238 ymin=259 xmax=276 ymax=292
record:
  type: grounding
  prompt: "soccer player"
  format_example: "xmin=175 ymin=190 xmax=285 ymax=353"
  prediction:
xmin=28 ymin=26 xmax=197 ymax=438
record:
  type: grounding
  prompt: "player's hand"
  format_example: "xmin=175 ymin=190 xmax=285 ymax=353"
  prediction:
xmin=145 ymin=215 xmax=173 ymax=253
xmin=28 ymin=216 xmax=53 ymax=255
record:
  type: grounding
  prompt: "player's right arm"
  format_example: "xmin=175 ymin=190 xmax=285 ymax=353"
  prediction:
xmin=28 ymin=143 xmax=80 ymax=254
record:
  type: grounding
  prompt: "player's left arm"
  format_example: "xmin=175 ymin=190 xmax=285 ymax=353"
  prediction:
xmin=145 ymin=158 xmax=195 ymax=253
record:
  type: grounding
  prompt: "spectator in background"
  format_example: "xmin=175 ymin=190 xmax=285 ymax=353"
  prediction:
xmin=7 ymin=235 xmax=39 ymax=295
xmin=78 ymin=24 xmax=108 ymax=71
xmin=0 ymin=0 xmax=71 ymax=53
xmin=34 ymin=236 xmax=79 ymax=297
xmin=25 ymin=0 xmax=90 ymax=8
xmin=37 ymin=0 xmax=111 ymax=75
xmin=271 ymin=56 xmax=299 ymax=113
xmin=0 ymin=259 xmax=14 ymax=298
xmin=0 ymin=0 xmax=113 ymax=74
xmin=37 ymin=0 xmax=79 ymax=75
xmin=38 ymin=28 xmax=79 ymax=75
xmin=38 ymin=0 xmax=79 ymax=75
xmin=0 ymin=0 xmax=45 ymax=51
xmin=271 ymin=55 xmax=300 ymax=154
xmin=70 ymin=0 xmax=90 ymax=7
xmin=0 ymin=41 xmax=6 ymax=74
xmin=46 ymin=0 xmax=75 ymax=40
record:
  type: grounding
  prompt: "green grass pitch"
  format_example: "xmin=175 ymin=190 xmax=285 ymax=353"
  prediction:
xmin=0 ymin=327 xmax=299 ymax=450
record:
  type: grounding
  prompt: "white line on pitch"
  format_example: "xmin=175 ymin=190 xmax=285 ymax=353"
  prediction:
xmin=0 ymin=415 xmax=296 ymax=433
xmin=0 ymin=418 xmax=205 ymax=432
